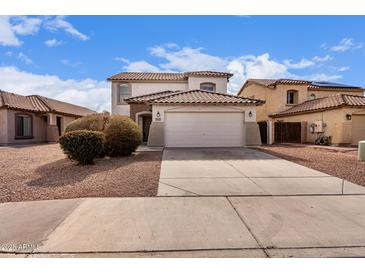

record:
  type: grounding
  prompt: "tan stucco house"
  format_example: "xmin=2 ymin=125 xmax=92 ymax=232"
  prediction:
xmin=107 ymin=71 xmax=264 ymax=147
xmin=0 ymin=90 xmax=95 ymax=146
xmin=238 ymin=79 xmax=365 ymax=146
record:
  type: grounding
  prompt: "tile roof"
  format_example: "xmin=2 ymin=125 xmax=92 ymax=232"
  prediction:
xmin=126 ymin=90 xmax=264 ymax=105
xmin=245 ymin=78 xmax=363 ymax=90
xmin=107 ymin=71 xmax=233 ymax=81
xmin=270 ymin=94 xmax=365 ymax=117
xmin=0 ymin=90 xmax=95 ymax=117
xmin=124 ymin=90 xmax=177 ymax=103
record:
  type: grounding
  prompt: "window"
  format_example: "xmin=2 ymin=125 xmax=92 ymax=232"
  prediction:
xmin=118 ymin=84 xmax=131 ymax=104
xmin=200 ymin=82 xmax=216 ymax=92
xmin=286 ymin=90 xmax=298 ymax=105
xmin=310 ymin=93 xmax=316 ymax=100
xmin=15 ymin=114 xmax=33 ymax=139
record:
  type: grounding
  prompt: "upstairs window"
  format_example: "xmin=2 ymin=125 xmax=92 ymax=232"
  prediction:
xmin=15 ymin=113 xmax=33 ymax=139
xmin=287 ymin=90 xmax=298 ymax=105
xmin=200 ymin=82 xmax=216 ymax=92
xmin=118 ymin=84 xmax=131 ymax=104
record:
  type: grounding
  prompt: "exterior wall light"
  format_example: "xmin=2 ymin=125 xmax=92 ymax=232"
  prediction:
xmin=346 ymin=114 xmax=352 ymax=120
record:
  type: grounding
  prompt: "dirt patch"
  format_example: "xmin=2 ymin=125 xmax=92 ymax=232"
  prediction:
xmin=255 ymin=145 xmax=365 ymax=186
xmin=0 ymin=144 xmax=162 ymax=203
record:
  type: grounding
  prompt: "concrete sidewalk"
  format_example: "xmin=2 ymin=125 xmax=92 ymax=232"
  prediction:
xmin=2 ymin=195 xmax=365 ymax=258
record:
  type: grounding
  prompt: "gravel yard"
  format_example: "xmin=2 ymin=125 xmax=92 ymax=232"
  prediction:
xmin=0 ymin=144 xmax=162 ymax=203
xmin=255 ymin=145 xmax=365 ymax=186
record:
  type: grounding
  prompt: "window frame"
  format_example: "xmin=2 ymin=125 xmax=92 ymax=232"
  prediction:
xmin=286 ymin=90 xmax=298 ymax=105
xmin=14 ymin=113 xmax=34 ymax=139
xmin=200 ymin=82 xmax=216 ymax=92
xmin=117 ymin=83 xmax=131 ymax=105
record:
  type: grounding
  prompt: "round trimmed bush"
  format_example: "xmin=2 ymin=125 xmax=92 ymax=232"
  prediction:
xmin=59 ymin=130 xmax=105 ymax=165
xmin=65 ymin=113 xmax=110 ymax=133
xmin=104 ymin=115 xmax=142 ymax=157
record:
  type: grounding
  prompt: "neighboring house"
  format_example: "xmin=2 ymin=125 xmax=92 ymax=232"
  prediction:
xmin=0 ymin=90 xmax=95 ymax=146
xmin=107 ymin=71 xmax=264 ymax=147
xmin=238 ymin=79 xmax=365 ymax=145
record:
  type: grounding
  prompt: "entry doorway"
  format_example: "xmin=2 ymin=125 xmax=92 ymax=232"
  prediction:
xmin=142 ymin=115 xmax=152 ymax=143
xmin=56 ymin=116 xmax=62 ymax=136
xmin=258 ymin=121 xmax=268 ymax=144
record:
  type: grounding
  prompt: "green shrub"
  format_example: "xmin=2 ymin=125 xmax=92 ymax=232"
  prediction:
xmin=59 ymin=130 xmax=105 ymax=165
xmin=65 ymin=113 xmax=110 ymax=133
xmin=104 ymin=115 xmax=142 ymax=157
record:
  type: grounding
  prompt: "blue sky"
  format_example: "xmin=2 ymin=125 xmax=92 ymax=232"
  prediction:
xmin=1 ymin=16 xmax=365 ymax=111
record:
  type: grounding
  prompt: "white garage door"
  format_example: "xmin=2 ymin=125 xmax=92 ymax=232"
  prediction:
xmin=165 ymin=112 xmax=244 ymax=147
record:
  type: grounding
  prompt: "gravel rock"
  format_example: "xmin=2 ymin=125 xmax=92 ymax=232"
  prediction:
xmin=0 ymin=144 xmax=161 ymax=203
xmin=256 ymin=145 xmax=365 ymax=186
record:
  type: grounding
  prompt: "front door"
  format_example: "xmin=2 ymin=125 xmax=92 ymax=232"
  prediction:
xmin=56 ymin=116 xmax=62 ymax=136
xmin=142 ymin=115 xmax=152 ymax=143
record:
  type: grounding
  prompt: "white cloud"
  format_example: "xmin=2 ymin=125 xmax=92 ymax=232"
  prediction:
xmin=1 ymin=16 xmax=88 ymax=47
xmin=150 ymin=46 xmax=227 ymax=71
xmin=114 ymin=57 xmax=130 ymax=63
xmin=0 ymin=66 xmax=109 ymax=112
xmin=330 ymin=38 xmax=363 ymax=52
xmin=0 ymin=16 xmax=22 ymax=46
xmin=44 ymin=16 xmax=89 ymax=41
xmin=338 ymin=66 xmax=350 ymax=72
xmin=284 ymin=58 xmax=315 ymax=69
xmin=11 ymin=16 xmax=42 ymax=35
xmin=44 ymin=38 xmax=63 ymax=47
xmin=60 ymin=59 xmax=82 ymax=67
xmin=123 ymin=44 xmax=345 ymax=93
xmin=17 ymin=52 xmax=32 ymax=64
xmin=312 ymin=55 xmax=333 ymax=62
xmin=115 ymin=56 xmax=161 ymax=72
xmin=320 ymin=43 xmax=328 ymax=50
xmin=123 ymin=61 xmax=161 ymax=72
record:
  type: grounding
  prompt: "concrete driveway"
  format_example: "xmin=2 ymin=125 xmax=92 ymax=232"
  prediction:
xmin=158 ymin=148 xmax=365 ymax=196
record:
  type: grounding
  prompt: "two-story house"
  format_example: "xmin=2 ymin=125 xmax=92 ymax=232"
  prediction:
xmin=107 ymin=71 xmax=265 ymax=147
xmin=238 ymin=79 xmax=365 ymax=145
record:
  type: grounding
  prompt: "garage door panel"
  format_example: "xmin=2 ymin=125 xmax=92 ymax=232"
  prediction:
xmin=165 ymin=112 xmax=244 ymax=147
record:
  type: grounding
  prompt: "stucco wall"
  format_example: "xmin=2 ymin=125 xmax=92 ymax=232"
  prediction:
xmin=129 ymin=103 xmax=151 ymax=122
xmin=0 ymin=109 xmax=8 ymax=144
xmin=62 ymin=116 xmax=77 ymax=133
xmin=272 ymin=107 xmax=365 ymax=145
xmin=308 ymin=89 xmax=363 ymax=99
xmin=4 ymin=109 xmax=47 ymax=145
xmin=187 ymin=77 xmax=228 ymax=92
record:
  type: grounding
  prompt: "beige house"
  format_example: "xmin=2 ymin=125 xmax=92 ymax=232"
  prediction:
xmin=238 ymin=79 xmax=365 ymax=145
xmin=0 ymin=90 xmax=95 ymax=146
xmin=107 ymin=71 xmax=264 ymax=147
